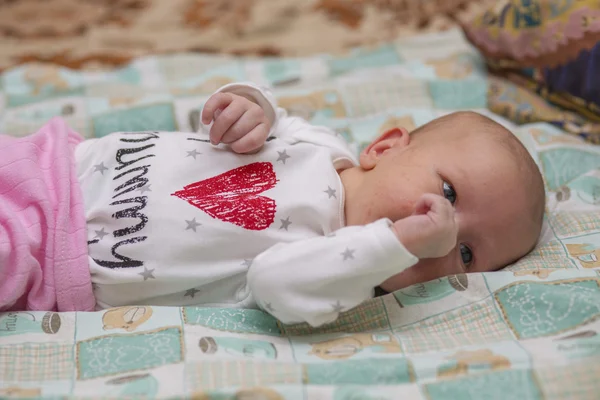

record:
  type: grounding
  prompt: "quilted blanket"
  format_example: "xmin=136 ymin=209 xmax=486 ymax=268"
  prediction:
xmin=0 ymin=29 xmax=599 ymax=399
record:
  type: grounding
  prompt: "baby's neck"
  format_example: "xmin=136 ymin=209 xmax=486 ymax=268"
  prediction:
xmin=338 ymin=166 xmax=364 ymax=227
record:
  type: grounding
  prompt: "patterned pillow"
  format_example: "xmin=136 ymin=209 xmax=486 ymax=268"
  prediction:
xmin=461 ymin=0 xmax=600 ymax=142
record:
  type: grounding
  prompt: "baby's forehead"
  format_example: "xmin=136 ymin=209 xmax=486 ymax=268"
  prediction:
xmin=416 ymin=114 xmax=528 ymax=173
xmin=421 ymin=125 xmax=512 ymax=157
xmin=418 ymin=113 xmax=509 ymax=140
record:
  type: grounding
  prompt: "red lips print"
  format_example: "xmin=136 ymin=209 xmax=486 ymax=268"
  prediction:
xmin=172 ymin=162 xmax=277 ymax=230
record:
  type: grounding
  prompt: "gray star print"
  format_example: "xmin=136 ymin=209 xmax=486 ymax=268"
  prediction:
xmin=185 ymin=288 xmax=201 ymax=298
xmin=341 ymin=248 xmax=355 ymax=261
xmin=138 ymin=267 xmax=155 ymax=281
xmin=186 ymin=149 xmax=201 ymax=159
xmin=264 ymin=302 xmax=275 ymax=312
xmin=279 ymin=217 xmax=292 ymax=231
xmin=242 ymin=259 xmax=253 ymax=268
xmin=276 ymin=150 xmax=291 ymax=164
xmin=138 ymin=184 xmax=152 ymax=194
xmin=185 ymin=218 xmax=201 ymax=232
xmin=93 ymin=228 xmax=109 ymax=240
xmin=93 ymin=162 xmax=109 ymax=175
xmin=332 ymin=300 xmax=344 ymax=313
xmin=324 ymin=186 xmax=337 ymax=199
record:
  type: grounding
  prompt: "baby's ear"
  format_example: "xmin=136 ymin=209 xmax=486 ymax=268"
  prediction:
xmin=359 ymin=127 xmax=410 ymax=170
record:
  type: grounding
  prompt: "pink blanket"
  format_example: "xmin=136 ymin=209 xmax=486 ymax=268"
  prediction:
xmin=0 ymin=118 xmax=94 ymax=311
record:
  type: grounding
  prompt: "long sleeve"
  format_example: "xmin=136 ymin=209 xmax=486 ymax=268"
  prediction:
xmin=214 ymin=82 xmax=358 ymax=167
xmin=247 ymin=218 xmax=418 ymax=327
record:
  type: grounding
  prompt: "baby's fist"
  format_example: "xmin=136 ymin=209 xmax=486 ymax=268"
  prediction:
xmin=392 ymin=194 xmax=458 ymax=259
xmin=201 ymin=92 xmax=271 ymax=154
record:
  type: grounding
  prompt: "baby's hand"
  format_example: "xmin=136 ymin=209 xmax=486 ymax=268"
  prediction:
xmin=391 ymin=194 xmax=458 ymax=259
xmin=201 ymin=93 xmax=271 ymax=154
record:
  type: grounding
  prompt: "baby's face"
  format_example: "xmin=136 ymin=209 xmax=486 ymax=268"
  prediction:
xmin=343 ymin=117 xmax=540 ymax=291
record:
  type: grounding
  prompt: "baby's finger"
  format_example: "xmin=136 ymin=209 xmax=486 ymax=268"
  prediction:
xmin=433 ymin=199 xmax=454 ymax=222
xmin=221 ymin=107 xmax=263 ymax=144
xmin=229 ymin=123 xmax=269 ymax=154
xmin=412 ymin=195 xmax=432 ymax=216
xmin=210 ymin=100 xmax=246 ymax=145
xmin=202 ymin=93 xmax=234 ymax=125
xmin=420 ymin=194 xmax=453 ymax=218
xmin=414 ymin=193 xmax=443 ymax=211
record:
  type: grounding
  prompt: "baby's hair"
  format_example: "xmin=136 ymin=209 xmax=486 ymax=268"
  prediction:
xmin=412 ymin=111 xmax=546 ymax=256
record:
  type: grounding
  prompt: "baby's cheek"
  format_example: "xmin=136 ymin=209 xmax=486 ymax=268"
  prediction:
xmin=397 ymin=201 xmax=417 ymax=220
xmin=379 ymin=196 xmax=415 ymax=223
xmin=393 ymin=192 xmax=422 ymax=220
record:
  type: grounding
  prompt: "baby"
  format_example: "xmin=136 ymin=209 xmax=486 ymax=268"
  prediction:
xmin=0 ymin=82 xmax=545 ymax=327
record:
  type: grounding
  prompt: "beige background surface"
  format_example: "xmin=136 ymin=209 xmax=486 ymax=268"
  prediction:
xmin=0 ymin=0 xmax=494 ymax=71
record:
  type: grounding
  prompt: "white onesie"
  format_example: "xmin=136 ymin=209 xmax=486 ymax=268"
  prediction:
xmin=75 ymin=83 xmax=418 ymax=327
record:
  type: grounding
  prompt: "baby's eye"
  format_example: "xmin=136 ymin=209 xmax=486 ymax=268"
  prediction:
xmin=443 ymin=181 xmax=457 ymax=205
xmin=460 ymin=244 xmax=473 ymax=267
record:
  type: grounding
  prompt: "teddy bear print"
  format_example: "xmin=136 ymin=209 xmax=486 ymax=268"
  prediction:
xmin=308 ymin=333 xmax=402 ymax=360
xmin=437 ymin=349 xmax=511 ymax=378
xmin=102 ymin=306 xmax=154 ymax=332
xmin=566 ymin=243 xmax=600 ymax=269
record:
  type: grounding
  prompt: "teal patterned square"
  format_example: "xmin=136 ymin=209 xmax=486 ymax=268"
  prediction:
xmin=428 ymin=79 xmax=488 ymax=109
xmin=495 ymin=279 xmax=600 ymax=339
xmin=332 ymin=386 xmax=407 ymax=400
xmin=92 ymin=103 xmax=177 ymax=137
xmin=328 ymin=45 xmax=402 ymax=76
xmin=3 ymin=65 xmax=85 ymax=107
xmin=304 ymin=358 xmax=413 ymax=385
xmin=424 ymin=370 xmax=542 ymax=400
xmin=7 ymin=88 xmax=85 ymax=108
xmin=539 ymin=148 xmax=600 ymax=191
xmin=183 ymin=307 xmax=281 ymax=336
xmin=110 ymin=65 xmax=142 ymax=85
xmin=263 ymin=59 xmax=302 ymax=86
xmin=77 ymin=327 xmax=183 ymax=379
